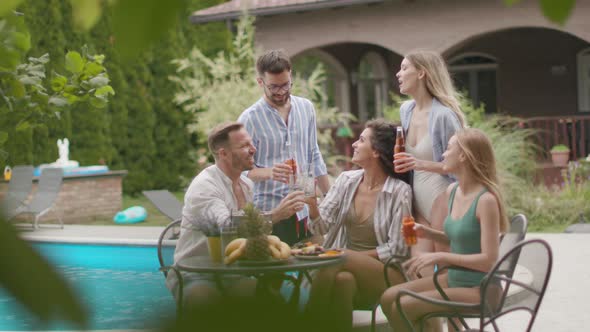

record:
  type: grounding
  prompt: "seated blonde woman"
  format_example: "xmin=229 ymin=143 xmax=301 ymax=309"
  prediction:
xmin=380 ymin=128 xmax=508 ymax=331
xmin=304 ymin=119 xmax=412 ymax=331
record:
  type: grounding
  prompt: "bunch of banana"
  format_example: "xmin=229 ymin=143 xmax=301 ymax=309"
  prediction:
xmin=266 ymin=235 xmax=291 ymax=260
xmin=224 ymin=235 xmax=291 ymax=265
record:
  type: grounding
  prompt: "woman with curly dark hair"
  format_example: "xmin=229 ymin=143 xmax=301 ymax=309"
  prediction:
xmin=304 ymin=119 xmax=412 ymax=330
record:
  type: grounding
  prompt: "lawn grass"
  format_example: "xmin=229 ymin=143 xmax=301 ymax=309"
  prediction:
xmin=77 ymin=191 xmax=185 ymax=227
xmin=528 ymin=223 xmax=569 ymax=233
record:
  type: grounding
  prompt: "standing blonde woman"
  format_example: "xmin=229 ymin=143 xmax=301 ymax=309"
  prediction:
xmin=380 ymin=128 xmax=509 ymax=331
xmin=394 ymin=50 xmax=466 ymax=268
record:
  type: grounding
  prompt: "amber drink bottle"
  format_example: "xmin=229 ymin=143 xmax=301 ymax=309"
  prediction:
xmin=403 ymin=216 xmax=417 ymax=246
xmin=394 ymin=127 xmax=405 ymax=159
xmin=402 ymin=199 xmax=417 ymax=246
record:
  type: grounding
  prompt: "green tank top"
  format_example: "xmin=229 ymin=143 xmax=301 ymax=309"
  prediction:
xmin=444 ymin=184 xmax=487 ymax=288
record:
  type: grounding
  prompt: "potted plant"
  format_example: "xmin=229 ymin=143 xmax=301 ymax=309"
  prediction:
xmin=550 ymin=144 xmax=570 ymax=167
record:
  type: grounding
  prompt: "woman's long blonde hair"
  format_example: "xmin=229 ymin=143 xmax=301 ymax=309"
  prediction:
xmin=406 ymin=50 xmax=466 ymax=127
xmin=455 ymin=128 xmax=508 ymax=232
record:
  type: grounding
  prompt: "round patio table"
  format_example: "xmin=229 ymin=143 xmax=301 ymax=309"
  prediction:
xmin=174 ymin=255 xmax=345 ymax=311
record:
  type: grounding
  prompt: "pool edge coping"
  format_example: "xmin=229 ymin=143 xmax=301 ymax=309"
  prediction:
xmin=21 ymin=235 xmax=159 ymax=246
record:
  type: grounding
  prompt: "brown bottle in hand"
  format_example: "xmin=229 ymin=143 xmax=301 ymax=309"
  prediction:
xmin=401 ymin=198 xmax=417 ymax=246
xmin=403 ymin=215 xmax=417 ymax=246
xmin=394 ymin=127 xmax=408 ymax=174
xmin=285 ymin=158 xmax=297 ymax=175
xmin=394 ymin=127 xmax=405 ymax=157
xmin=285 ymin=158 xmax=297 ymax=184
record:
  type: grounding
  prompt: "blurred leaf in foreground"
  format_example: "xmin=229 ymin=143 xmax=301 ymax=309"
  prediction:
xmin=112 ymin=0 xmax=185 ymax=60
xmin=0 ymin=216 xmax=88 ymax=328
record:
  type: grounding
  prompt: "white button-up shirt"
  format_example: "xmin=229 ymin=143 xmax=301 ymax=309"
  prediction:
xmin=173 ymin=165 xmax=253 ymax=263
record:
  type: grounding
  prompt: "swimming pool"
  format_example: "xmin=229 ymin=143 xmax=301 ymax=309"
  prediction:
xmin=0 ymin=242 xmax=176 ymax=330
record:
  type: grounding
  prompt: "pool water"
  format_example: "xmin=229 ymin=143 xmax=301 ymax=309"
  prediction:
xmin=0 ymin=242 xmax=176 ymax=330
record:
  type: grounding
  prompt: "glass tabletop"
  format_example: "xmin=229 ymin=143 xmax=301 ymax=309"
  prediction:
xmin=176 ymin=255 xmax=345 ymax=275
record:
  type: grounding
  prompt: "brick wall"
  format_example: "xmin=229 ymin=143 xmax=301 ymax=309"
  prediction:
xmin=1 ymin=170 xmax=127 ymax=224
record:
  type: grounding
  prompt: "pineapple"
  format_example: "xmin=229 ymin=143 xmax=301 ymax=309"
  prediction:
xmin=238 ymin=203 xmax=272 ymax=261
xmin=244 ymin=235 xmax=271 ymax=261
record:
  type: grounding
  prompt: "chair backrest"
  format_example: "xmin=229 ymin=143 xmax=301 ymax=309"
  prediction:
xmin=497 ymin=214 xmax=528 ymax=274
xmin=143 ymin=190 xmax=183 ymax=222
xmin=27 ymin=168 xmax=63 ymax=214
xmin=1 ymin=165 xmax=34 ymax=216
xmin=158 ymin=219 xmax=181 ymax=277
xmin=480 ymin=239 xmax=553 ymax=332
xmin=493 ymin=214 xmax=529 ymax=311
xmin=6 ymin=165 xmax=34 ymax=201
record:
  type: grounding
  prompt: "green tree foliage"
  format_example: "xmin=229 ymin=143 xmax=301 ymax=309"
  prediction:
xmin=2 ymin=0 xmax=230 ymax=193
xmin=22 ymin=0 xmax=71 ymax=164
xmin=170 ymin=15 xmax=260 ymax=143
xmin=0 ymin=9 xmax=113 ymax=165
xmin=148 ymin=30 xmax=193 ymax=190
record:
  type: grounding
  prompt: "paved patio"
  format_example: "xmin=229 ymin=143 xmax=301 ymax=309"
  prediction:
xmin=17 ymin=225 xmax=590 ymax=331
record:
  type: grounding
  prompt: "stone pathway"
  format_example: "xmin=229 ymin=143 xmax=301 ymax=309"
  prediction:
xmin=507 ymin=233 xmax=590 ymax=332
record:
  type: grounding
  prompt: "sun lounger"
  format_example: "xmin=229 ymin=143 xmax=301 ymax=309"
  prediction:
xmin=142 ymin=190 xmax=183 ymax=222
xmin=10 ymin=168 xmax=64 ymax=229
xmin=1 ymin=165 xmax=34 ymax=220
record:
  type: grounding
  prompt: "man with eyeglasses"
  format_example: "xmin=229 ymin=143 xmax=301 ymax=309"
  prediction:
xmin=238 ymin=49 xmax=330 ymax=245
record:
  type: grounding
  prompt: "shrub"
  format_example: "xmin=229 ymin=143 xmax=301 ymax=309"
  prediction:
xmin=510 ymin=180 xmax=590 ymax=231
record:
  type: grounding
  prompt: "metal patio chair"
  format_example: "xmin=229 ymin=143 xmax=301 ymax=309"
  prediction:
xmin=143 ymin=190 xmax=183 ymax=222
xmin=396 ymin=238 xmax=552 ymax=332
xmin=1 ymin=165 xmax=34 ymax=220
xmin=157 ymin=219 xmax=183 ymax=313
xmin=10 ymin=168 xmax=64 ymax=229
xmin=407 ymin=214 xmax=529 ymax=331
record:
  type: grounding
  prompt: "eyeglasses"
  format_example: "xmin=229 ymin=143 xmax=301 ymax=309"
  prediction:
xmin=261 ymin=79 xmax=293 ymax=93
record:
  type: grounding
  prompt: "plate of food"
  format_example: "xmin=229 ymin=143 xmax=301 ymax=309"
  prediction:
xmin=291 ymin=243 xmax=344 ymax=260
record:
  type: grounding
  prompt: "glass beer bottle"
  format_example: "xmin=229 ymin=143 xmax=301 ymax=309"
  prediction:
xmin=285 ymin=143 xmax=297 ymax=185
xmin=394 ymin=127 xmax=405 ymax=159
xmin=285 ymin=158 xmax=297 ymax=175
xmin=402 ymin=199 xmax=417 ymax=246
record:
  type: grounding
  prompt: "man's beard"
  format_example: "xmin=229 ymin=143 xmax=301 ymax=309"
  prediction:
xmin=233 ymin=155 xmax=254 ymax=171
xmin=268 ymin=91 xmax=290 ymax=106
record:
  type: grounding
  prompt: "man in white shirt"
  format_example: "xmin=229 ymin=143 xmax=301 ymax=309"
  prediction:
xmin=167 ymin=121 xmax=305 ymax=308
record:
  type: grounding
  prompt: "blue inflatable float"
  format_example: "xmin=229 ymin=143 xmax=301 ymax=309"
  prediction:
xmin=113 ymin=206 xmax=147 ymax=224
xmin=33 ymin=165 xmax=109 ymax=177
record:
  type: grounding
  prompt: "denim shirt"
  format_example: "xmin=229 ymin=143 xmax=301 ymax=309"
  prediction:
xmin=400 ymin=98 xmax=462 ymax=181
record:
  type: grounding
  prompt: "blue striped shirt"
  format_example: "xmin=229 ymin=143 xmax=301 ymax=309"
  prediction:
xmin=238 ymin=96 xmax=328 ymax=215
